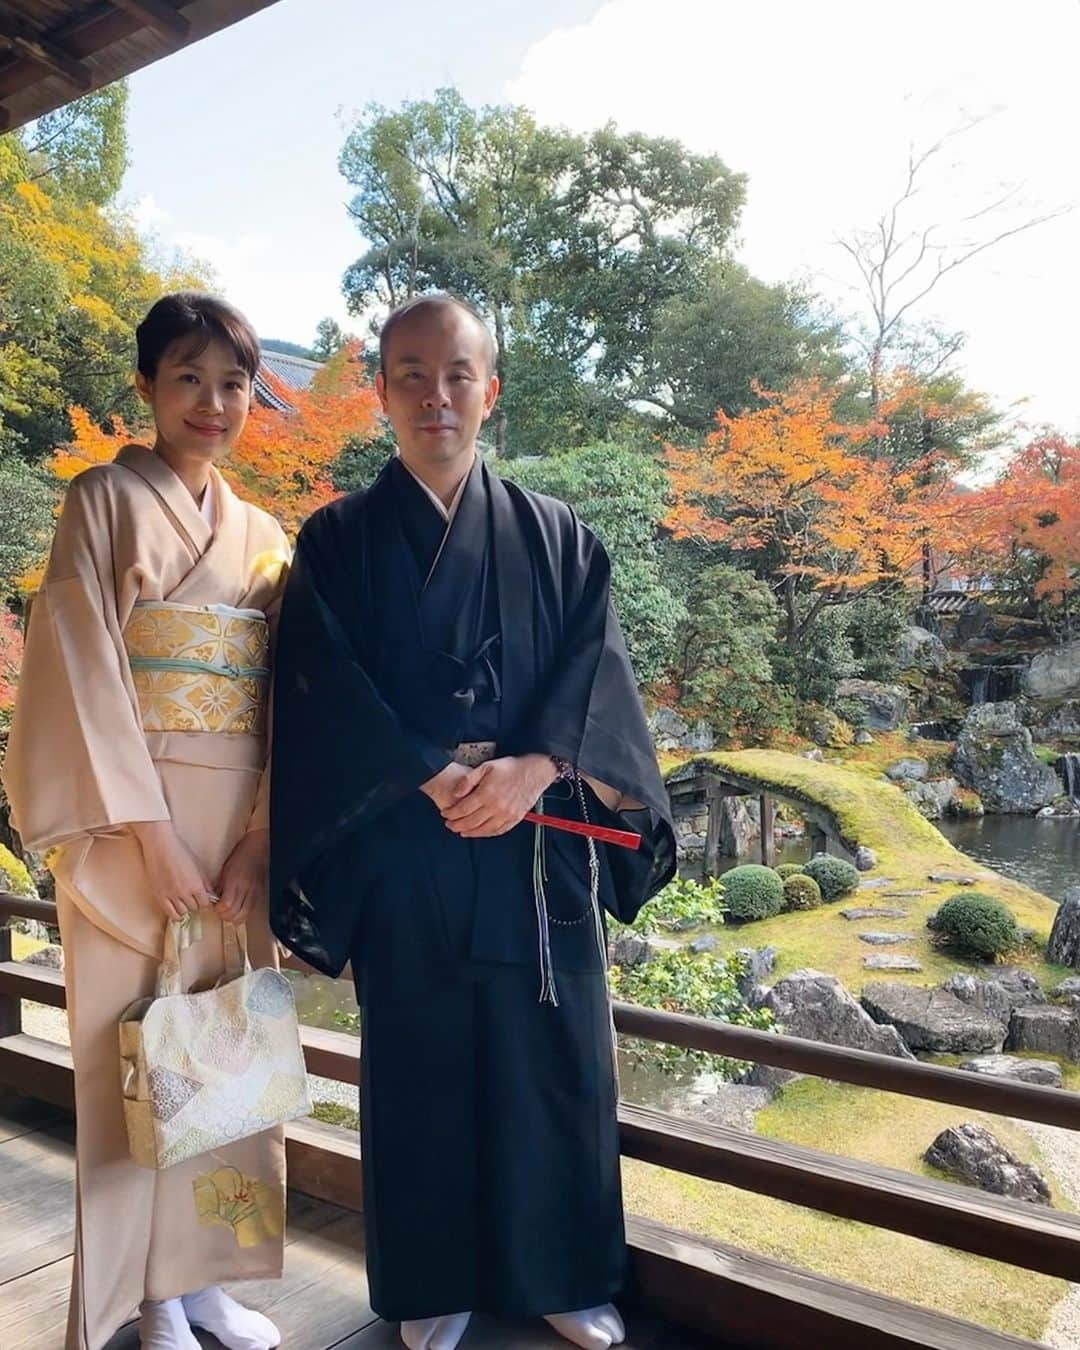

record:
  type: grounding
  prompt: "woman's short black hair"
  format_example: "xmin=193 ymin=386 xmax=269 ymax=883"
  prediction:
xmin=136 ymin=291 xmax=261 ymax=382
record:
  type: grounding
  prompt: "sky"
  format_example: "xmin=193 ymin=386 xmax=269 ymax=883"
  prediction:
xmin=122 ymin=0 xmax=1079 ymax=436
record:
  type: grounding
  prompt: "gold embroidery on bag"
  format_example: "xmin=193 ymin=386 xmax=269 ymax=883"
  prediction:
xmin=193 ymin=1167 xmax=284 ymax=1248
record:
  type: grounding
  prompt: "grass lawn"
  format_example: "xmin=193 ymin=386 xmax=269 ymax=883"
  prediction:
xmin=622 ymin=1074 xmax=1067 ymax=1339
xmin=662 ymin=745 xmax=1069 ymax=994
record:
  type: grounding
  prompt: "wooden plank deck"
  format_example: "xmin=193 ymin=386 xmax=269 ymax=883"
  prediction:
xmin=0 ymin=1093 xmax=714 ymax=1350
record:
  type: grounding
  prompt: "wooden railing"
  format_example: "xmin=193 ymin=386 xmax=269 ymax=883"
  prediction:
xmin=1 ymin=889 xmax=1075 ymax=1350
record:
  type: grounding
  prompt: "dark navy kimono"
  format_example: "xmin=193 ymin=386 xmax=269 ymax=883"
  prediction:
xmin=270 ymin=454 xmax=674 ymax=1321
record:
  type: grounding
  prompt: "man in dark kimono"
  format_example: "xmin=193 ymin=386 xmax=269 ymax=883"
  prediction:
xmin=270 ymin=294 xmax=675 ymax=1350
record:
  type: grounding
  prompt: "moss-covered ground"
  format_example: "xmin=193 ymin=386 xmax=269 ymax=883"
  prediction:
xmin=661 ymin=742 xmax=1068 ymax=994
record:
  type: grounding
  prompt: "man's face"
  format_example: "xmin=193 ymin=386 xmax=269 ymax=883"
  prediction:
xmin=375 ymin=304 xmax=499 ymax=467
xmin=136 ymin=335 xmax=252 ymax=462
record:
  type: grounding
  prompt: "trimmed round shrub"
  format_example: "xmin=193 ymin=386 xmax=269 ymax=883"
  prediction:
xmin=776 ymin=863 xmax=806 ymax=880
xmin=723 ymin=865 xmax=785 ymax=922
xmin=783 ymin=873 xmax=823 ymax=912
xmin=931 ymin=892 xmax=1021 ymax=960
xmin=803 ymin=854 xmax=860 ymax=902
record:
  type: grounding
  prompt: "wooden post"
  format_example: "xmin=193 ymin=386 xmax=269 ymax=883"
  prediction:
xmin=759 ymin=795 xmax=776 ymax=867
xmin=704 ymin=782 xmax=723 ymax=878
xmin=0 ymin=922 xmax=20 ymax=1038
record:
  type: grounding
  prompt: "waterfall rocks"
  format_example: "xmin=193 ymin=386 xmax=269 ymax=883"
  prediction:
xmin=952 ymin=702 xmax=1061 ymax=813
xmin=1047 ymin=887 xmax=1080 ymax=968
xmin=1023 ymin=640 xmax=1080 ymax=701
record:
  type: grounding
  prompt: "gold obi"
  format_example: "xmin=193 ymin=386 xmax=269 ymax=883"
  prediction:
xmin=123 ymin=601 xmax=269 ymax=736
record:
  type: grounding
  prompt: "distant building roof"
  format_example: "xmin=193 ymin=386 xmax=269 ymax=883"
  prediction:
xmin=255 ymin=349 xmax=323 ymax=413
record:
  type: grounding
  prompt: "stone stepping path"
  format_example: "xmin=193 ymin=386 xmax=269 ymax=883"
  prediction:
xmin=859 ymin=878 xmax=898 ymax=889
xmin=882 ymin=890 xmax=929 ymax=898
xmin=858 ymin=932 xmax=915 ymax=946
xmin=864 ymin=954 xmax=923 ymax=971
xmin=840 ymin=907 xmax=910 ymax=921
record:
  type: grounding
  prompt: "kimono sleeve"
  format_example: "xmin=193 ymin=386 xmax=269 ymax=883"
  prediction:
xmin=2 ymin=472 xmax=171 ymax=853
xmin=269 ymin=516 xmax=451 ymax=974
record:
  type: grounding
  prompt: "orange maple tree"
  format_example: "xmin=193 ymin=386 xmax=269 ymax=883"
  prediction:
xmin=47 ymin=339 xmax=381 ymax=535
xmin=663 ymin=381 xmax=960 ymax=646
xmin=954 ymin=433 xmax=1080 ymax=605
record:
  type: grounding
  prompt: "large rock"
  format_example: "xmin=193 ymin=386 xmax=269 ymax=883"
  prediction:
xmin=759 ymin=970 xmax=915 ymax=1060
xmin=1051 ymin=975 xmax=1080 ymax=1003
xmin=924 ymin=1123 xmax=1051 ymax=1205
xmin=958 ymin=1055 xmax=1063 ymax=1088
xmin=1024 ymin=641 xmax=1080 ymax=700
xmin=609 ymin=932 xmax=655 ymax=968
xmin=717 ymin=796 xmax=757 ymax=857
xmin=650 ymin=706 xmax=715 ymax=752
xmin=854 ymin=846 xmax=878 ymax=872
xmin=905 ymin=778 xmax=959 ymax=820
xmin=734 ymin=946 xmax=777 ymax=1002
xmin=896 ymin=626 xmax=948 ymax=675
xmin=861 ymin=982 xmax=1004 ymax=1053
xmin=1007 ymin=1005 xmax=1080 ymax=1062
xmin=1047 ymin=887 xmax=1080 ymax=968
xmin=886 ymin=758 xmax=929 ymax=783
xmin=1023 ymin=697 xmax=1080 ymax=741
xmin=836 ymin=680 xmax=909 ymax=732
xmin=942 ymin=968 xmax=1047 ymax=1029
xmin=953 ymin=702 xmax=1061 ymax=814
xmin=18 ymin=944 xmax=63 ymax=970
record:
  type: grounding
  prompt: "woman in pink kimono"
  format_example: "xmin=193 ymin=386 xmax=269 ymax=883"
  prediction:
xmin=4 ymin=293 xmax=291 ymax=1350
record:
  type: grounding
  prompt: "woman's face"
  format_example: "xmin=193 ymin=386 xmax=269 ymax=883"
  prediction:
xmin=137 ymin=335 xmax=252 ymax=462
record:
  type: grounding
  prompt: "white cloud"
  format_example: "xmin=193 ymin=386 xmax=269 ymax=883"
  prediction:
xmin=508 ymin=0 xmax=1080 ymax=433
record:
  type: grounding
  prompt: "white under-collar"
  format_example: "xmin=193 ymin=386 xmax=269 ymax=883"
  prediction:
xmin=198 ymin=478 xmax=216 ymax=530
xmin=397 ymin=453 xmax=473 ymax=524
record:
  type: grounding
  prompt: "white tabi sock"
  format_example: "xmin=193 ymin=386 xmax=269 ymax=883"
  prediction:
xmin=544 ymin=1304 xmax=626 ymax=1349
xmin=139 ymin=1298 xmax=200 ymax=1350
xmin=181 ymin=1286 xmax=281 ymax=1350
xmin=400 ymin=1310 xmax=472 ymax=1350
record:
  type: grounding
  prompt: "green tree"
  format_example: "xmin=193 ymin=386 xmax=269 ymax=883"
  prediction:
xmin=312 ymin=317 xmax=347 ymax=362
xmin=501 ymin=442 xmax=682 ymax=683
xmin=20 ymin=83 xmax=130 ymax=206
xmin=673 ymin=565 xmax=790 ymax=742
xmin=640 ymin=264 xmax=850 ymax=432
xmin=0 ymin=99 xmax=205 ymax=461
xmin=339 ymin=88 xmax=745 ymax=454
xmin=0 ymin=457 xmax=55 ymax=596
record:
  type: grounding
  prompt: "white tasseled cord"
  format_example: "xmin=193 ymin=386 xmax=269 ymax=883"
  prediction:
xmin=577 ymin=777 xmax=621 ymax=1095
xmin=532 ymin=815 xmax=560 ymax=1006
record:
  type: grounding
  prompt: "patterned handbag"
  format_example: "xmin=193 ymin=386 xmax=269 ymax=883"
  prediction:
xmin=119 ymin=917 xmax=311 ymax=1170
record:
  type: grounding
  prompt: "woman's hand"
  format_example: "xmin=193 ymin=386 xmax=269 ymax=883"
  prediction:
xmin=216 ymin=828 xmax=270 ymax=925
xmin=131 ymin=821 xmax=217 ymax=922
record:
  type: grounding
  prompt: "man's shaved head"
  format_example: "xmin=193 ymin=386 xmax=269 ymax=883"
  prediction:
xmin=378 ymin=293 xmax=497 ymax=376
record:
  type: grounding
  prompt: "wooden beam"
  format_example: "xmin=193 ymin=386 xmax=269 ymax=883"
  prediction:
xmin=627 ymin=1215 xmax=1042 ymax=1350
xmin=0 ymin=1033 xmax=74 ymax=1108
xmin=620 ymin=1102 xmax=1080 ymax=1280
xmin=5 ymin=925 xmax=1080 ymax=1132
xmin=0 ymin=929 xmax=18 ymax=1039
xmin=0 ymin=892 xmax=58 ymax=926
xmin=285 ymin=1115 xmax=363 ymax=1211
xmin=613 ymin=1003 xmax=1080 ymax=1131
xmin=759 ymin=793 xmax=776 ymax=866
xmin=0 ymin=960 xmax=64 ymax=1009
xmin=0 ymin=14 xmax=93 ymax=91
xmin=108 ymin=0 xmax=190 ymax=37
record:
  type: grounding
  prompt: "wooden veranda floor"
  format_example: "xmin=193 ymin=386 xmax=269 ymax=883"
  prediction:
xmin=0 ymin=1093 xmax=715 ymax=1350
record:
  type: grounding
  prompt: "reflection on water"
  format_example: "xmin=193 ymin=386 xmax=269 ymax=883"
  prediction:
xmin=937 ymin=814 xmax=1080 ymax=902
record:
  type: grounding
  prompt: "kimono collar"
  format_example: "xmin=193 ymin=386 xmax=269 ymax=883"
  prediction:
xmin=114 ymin=444 xmax=217 ymax=560
xmin=395 ymin=450 xmax=475 ymax=525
